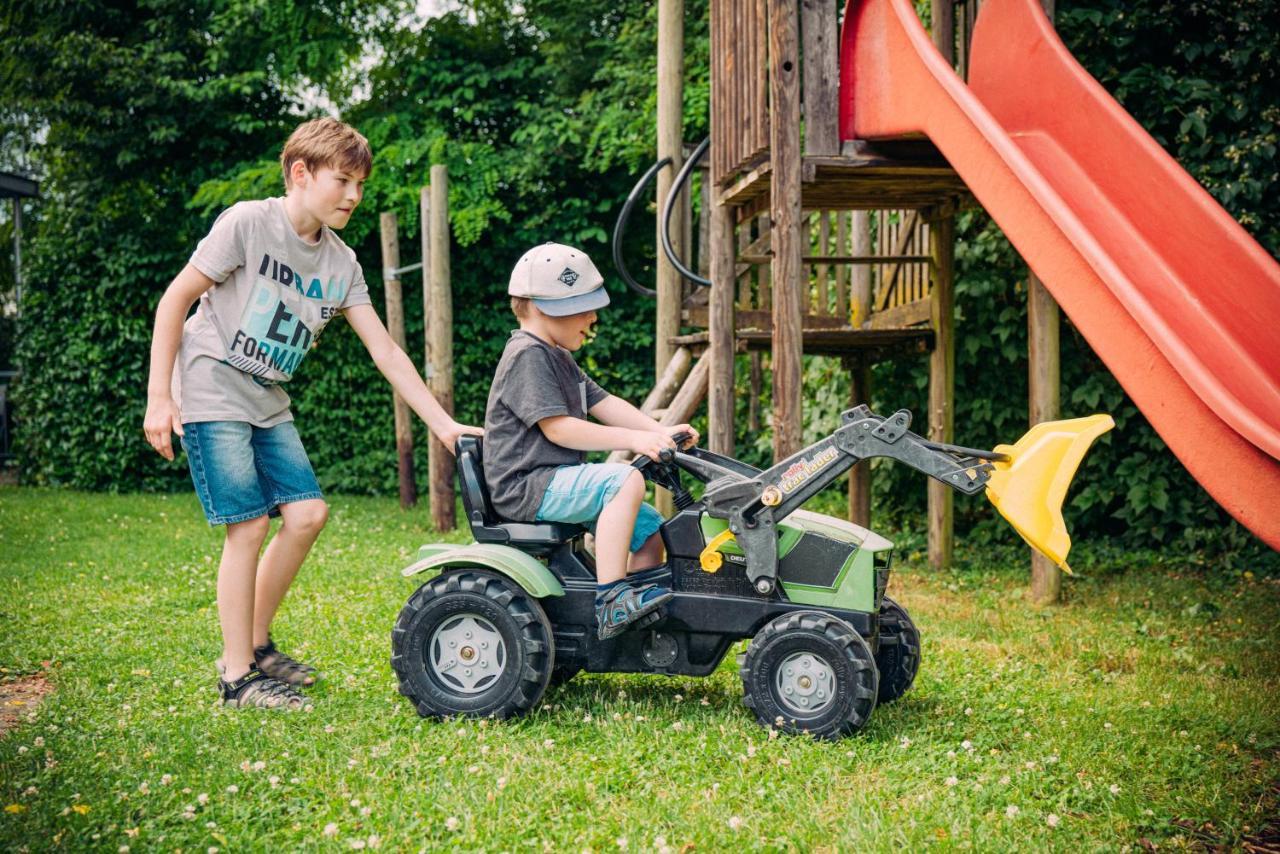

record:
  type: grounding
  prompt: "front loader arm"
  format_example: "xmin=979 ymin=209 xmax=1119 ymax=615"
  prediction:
xmin=696 ymin=406 xmax=1005 ymax=594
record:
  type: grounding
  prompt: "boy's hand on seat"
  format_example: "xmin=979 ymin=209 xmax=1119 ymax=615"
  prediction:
xmin=437 ymin=420 xmax=484 ymax=455
xmin=630 ymin=429 xmax=677 ymax=462
xmin=667 ymin=425 xmax=700 ymax=449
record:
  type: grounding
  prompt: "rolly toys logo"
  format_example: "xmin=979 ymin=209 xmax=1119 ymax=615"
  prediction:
xmin=777 ymin=446 xmax=840 ymax=494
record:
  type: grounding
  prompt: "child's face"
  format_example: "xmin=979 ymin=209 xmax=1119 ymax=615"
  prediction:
xmin=542 ymin=309 xmax=598 ymax=351
xmin=292 ymin=163 xmax=366 ymax=230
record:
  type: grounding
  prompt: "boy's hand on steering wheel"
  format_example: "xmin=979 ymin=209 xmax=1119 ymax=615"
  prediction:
xmin=630 ymin=429 xmax=677 ymax=462
xmin=666 ymin=424 xmax=699 ymax=450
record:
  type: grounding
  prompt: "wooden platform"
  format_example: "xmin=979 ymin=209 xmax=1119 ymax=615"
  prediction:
xmin=671 ymin=326 xmax=933 ymax=359
xmin=722 ymin=140 xmax=970 ymax=214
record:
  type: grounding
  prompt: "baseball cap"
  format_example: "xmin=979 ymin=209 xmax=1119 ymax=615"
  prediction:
xmin=508 ymin=242 xmax=611 ymax=317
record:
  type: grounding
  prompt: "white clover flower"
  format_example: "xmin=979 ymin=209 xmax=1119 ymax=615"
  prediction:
xmin=360 ymin=807 xmax=372 ymax=817
xmin=671 ymin=722 xmax=684 ymax=731
xmin=252 ymin=760 xmax=266 ymax=772
xmin=160 ymin=775 xmax=173 ymax=785
xmin=542 ymin=739 xmax=555 ymax=749
xmin=1005 ymin=805 xmax=1019 ymax=818
xmin=33 ymin=737 xmax=45 ymax=747
xmin=1110 ymin=784 xmax=1121 ymax=795
xmin=349 ymin=840 xmax=366 ymax=850
xmin=616 ymin=836 xmax=628 ymax=849
xmin=197 ymin=793 xmax=209 ymax=805
xmin=225 ymin=785 xmax=238 ymax=794
xmin=1046 ymin=814 xmax=1060 ymax=828
xmin=961 ymin=740 xmax=973 ymax=751
xmin=945 ymin=776 xmax=958 ymax=787
xmin=367 ymin=835 xmax=381 ymax=850
xmin=445 ymin=816 xmax=460 ymax=832
xmin=728 ymin=816 xmax=744 ymax=831
xmin=899 ymin=736 xmax=911 ymax=749
xmin=138 ymin=782 xmax=150 ymax=795
xmin=323 ymin=823 xmax=339 ymax=837
xmin=964 ymin=707 xmax=973 ymax=716
xmin=269 ymin=776 xmax=280 ymax=788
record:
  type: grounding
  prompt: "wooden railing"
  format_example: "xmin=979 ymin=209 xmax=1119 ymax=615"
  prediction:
xmin=710 ymin=0 xmax=769 ymax=186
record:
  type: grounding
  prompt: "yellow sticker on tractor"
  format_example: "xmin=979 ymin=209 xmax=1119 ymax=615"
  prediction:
xmin=984 ymin=414 xmax=1114 ymax=573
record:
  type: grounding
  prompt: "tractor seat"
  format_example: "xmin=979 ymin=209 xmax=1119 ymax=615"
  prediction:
xmin=455 ymin=435 xmax=585 ymax=549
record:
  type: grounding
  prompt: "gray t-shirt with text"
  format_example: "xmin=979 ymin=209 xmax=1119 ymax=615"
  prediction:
xmin=483 ymin=330 xmax=609 ymax=521
xmin=174 ymin=197 xmax=372 ymax=426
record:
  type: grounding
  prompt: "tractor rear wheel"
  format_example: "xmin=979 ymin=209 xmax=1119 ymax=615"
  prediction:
xmin=392 ymin=569 xmax=554 ymax=720
xmin=875 ymin=596 xmax=921 ymax=705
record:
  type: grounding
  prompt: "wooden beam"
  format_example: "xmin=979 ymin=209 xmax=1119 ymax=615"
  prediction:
xmin=656 ymin=0 xmax=685 ymax=386
xmin=927 ymin=213 xmax=955 ymax=570
xmin=850 ymin=211 xmax=872 ymax=326
xmin=866 ymin=296 xmax=931 ymax=330
xmin=801 ymin=0 xmax=839 ymax=155
xmin=380 ymin=211 xmax=416 ymax=509
xmin=769 ymin=0 xmax=804 ymax=461
xmin=1028 ymin=0 xmax=1061 ymax=606
xmin=709 ymin=189 xmax=737 ymax=456
xmin=932 ymin=0 xmax=956 ymax=65
xmin=424 ymin=169 xmax=454 ymax=531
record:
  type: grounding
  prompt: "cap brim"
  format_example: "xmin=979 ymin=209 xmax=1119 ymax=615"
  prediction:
xmin=532 ymin=287 xmax=611 ymax=317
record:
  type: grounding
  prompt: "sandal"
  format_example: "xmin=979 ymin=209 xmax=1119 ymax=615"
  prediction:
xmin=254 ymin=637 xmax=318 ymax=686
xmin=219 ymin=667 xmax=311 ymax=710
xmin=596 ymin=583 xmax=673 ymax=640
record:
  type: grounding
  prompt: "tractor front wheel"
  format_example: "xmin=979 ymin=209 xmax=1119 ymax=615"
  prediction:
xmin=740 ymin=611 xmax=878 ymax=739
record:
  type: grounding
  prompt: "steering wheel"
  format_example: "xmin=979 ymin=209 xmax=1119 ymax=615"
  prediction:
xmin=629 ymin=431 xmax=694 ymax=472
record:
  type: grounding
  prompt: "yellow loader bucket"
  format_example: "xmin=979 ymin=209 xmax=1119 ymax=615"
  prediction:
xmin=984 ymin=415 xmax=1114 ymax=573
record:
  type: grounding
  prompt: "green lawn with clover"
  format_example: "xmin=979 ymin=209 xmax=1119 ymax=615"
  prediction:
xmin=2 ymin=486 xmax=1278 ymax=851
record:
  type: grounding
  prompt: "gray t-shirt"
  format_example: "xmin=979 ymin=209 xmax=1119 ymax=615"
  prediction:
xmin=483 ymin=330 xmax=609 ymax=521
xmin=173 ymin=197 xmax=372 ymax=426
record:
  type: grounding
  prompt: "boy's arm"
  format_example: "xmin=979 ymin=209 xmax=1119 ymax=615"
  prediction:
xmin=538 ymin=415 xmax=675 ymax=462
xmin=344 ymin=303 xmax=482 ymax=453
xmin=143 ymin=263 xmax=217 ymax=461
xmin=588 ymin=395 xmax=700 ymax=448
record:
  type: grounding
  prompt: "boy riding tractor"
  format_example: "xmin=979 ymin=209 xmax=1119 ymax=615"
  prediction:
xmin=391 ymin=405 xmax=1111 ymax=738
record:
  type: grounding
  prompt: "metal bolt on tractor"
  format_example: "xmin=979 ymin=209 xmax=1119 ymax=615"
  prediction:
xmin=391 ymin=405 xmax=1111 ymax=738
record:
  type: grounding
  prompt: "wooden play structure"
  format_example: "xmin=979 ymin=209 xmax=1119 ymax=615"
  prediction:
xmin=642 ymin=0 xmax=1066 ymax=598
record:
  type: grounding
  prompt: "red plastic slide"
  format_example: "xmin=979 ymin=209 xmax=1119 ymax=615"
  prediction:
xmin=838 ymin=0 xmax=1280 ymax=549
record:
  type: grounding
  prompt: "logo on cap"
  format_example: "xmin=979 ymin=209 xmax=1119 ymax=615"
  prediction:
xmin=558 ymin=268 xmax=580 ymax=287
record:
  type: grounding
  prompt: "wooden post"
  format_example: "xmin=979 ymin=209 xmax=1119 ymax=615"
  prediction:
xmin=769 ymin=0 xmax=804 ymax=462
xmin=932 ymin=0 xmax=956 ymax=64
xmin=801 ymin=0 xmax=840 ymax=156
xmin=380 ymin=211 xmax=416 ymax=509
xmin=709 ymin=190 xmax=736 ymax=456
xmin=424 ymin=167 xmax=456 ymax=531
xmin=656 ymin=0 xmax=685 ymax=381
xmin=927 ymin=211 xmax=955 ymax=570
xmin=1028 ymin=0 xmax=1061 ymax=604
xmin=848 ymin=211 xmax=873 ymax=526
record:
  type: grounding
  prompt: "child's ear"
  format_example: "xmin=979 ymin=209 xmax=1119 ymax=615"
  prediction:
xmin=289 ymin=159 xmax=310 ymax=188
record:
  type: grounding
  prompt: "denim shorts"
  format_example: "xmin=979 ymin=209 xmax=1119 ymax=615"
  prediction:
xmin=181 ymin=420 xmax=323 ymax=525
xmin=535 ymin=463 xmax=663 ymax=553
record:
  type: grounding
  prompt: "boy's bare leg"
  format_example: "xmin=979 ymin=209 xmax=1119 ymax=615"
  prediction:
xmin=218 ymin=515 xmax=270 ymax=682
xmin=595 ymin=471 xmax=645 ymax=584
xmin=627 ymin=532 xmax=665 ymax=572
xmin=252 ymin=499 xmax=328 ymax=648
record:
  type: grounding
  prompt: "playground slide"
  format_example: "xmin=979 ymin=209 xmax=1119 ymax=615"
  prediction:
xmin=838 ymin=0 xmax=1280 ymax=550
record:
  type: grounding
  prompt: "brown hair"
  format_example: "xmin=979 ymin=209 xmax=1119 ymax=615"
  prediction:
xmin=510 ymin=296 xmax=534 ymax=318
xmin=280 ymin=118 xmax=372 ymax=190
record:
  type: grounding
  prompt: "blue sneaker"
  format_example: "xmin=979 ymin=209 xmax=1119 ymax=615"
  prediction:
xmin=596 ymin=583 xmax=673 ymax=640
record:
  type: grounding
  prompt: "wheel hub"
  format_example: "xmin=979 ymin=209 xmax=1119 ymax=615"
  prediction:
xmin=428 ymin=613 xmax=506 ymax=694
xmin=775 ymin=651 xmax=836 ymax=715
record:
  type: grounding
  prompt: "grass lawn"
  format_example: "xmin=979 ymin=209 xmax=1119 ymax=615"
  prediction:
xmin=2 ymin=486 xmax=1279 ymax=851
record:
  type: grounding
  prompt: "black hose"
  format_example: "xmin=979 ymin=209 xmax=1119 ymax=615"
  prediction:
xmin=659 ymin=136 xmax=711 ymax=288
xmin=611 ymin=156 xmax=671 ymax=298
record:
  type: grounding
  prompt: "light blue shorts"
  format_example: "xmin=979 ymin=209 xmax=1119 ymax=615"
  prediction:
xmin=181 ymin=420 xmax=323 ymax=526
xmin=535 ymin=463 xmax=663 ymax=553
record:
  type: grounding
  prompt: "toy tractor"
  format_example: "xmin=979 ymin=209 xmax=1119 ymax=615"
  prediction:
xmin=391 ymin=405 xmax=1111 ymax=738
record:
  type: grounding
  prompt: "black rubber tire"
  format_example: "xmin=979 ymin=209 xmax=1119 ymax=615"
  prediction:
xmin=391 ymin=569 xmax=554 ymax=720
xmin=874 ymin=596 xmax=921 ymax=705
xmin=740 ymin=610 xmax=879 ymax=739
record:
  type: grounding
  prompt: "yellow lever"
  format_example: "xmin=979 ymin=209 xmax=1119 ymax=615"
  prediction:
xmin=984 ymin=414 xmax=1114 ymax=573
xmin=699 ymin=529 xmax=737 ymax=573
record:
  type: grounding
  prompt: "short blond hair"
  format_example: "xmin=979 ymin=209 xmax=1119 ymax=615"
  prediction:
xmin=280 ymin=118 xmax=372 ymax=190
xmin=510 ymin=296 xmax=534 ymax=319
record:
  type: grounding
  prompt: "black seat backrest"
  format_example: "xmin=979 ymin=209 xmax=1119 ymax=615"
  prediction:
xmin=454 ymin=435 xmax=585 ymax=551
xmin=456 ymin=435 xmax=498 ymax=528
